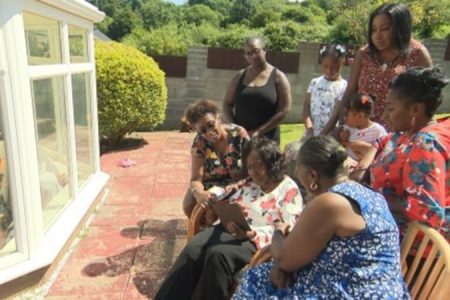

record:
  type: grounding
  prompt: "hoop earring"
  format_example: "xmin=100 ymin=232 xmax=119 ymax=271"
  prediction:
xmin=411 ymin=117 xmax=416 ymax=128
xmin=309 ymin=182 xmax=318 ymax=191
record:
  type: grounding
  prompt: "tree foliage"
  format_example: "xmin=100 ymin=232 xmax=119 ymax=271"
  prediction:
xmin=89 ymin=0 xmax=450 ymax=54
xmin=140 ymin=1 xmax=180 ymax=30
xmin=406 ymin=0 xmax=450 ymax=38
xmin=107 ymin=7 xmax=141 ymax=40
xmin=183 ymin=4 xmax=221 ymax=26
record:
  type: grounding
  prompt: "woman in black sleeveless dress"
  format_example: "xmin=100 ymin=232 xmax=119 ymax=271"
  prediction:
xmin=223 ymin=36 xmax=292 ymax=144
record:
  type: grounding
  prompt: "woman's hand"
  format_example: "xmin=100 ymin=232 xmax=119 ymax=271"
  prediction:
xmin=273 ymin=221 xmax=290 ymax=236
xmin=305 ymin=127 xmax=314 ymax=138
xmin=338 ymin=128 xmax=350 ymax=143
xmin=225 ymin=221 xmax=255 ymax=240
xmin=248 ymin=129 xmax=260 ymax=138
xmin=223 ymin=183 xmax=239 ymax=199
xmin=269 ymin=264 xmax=294 ymax=289
xmin=194 ymin=190 xmax=211 ymax=209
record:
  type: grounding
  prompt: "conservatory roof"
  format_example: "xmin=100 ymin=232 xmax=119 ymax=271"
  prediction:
xmin=37 ymin=0 xmax=104 ymax=22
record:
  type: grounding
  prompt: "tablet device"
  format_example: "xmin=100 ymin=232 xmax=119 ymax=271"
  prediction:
xmin=208 ymin=186 xmax=237 ymax=201
xmin=210 ymin=202 xmax=251 ymax=232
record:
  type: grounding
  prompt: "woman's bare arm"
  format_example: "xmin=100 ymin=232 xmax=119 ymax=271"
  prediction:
xmin=190 ymin=152 xmax=210 ymax=207
xmin=271 ymin=192 xmax=365 ymax=272
xmin=223 ymin=70 xmax=244 ymax=123
xmin=303 ymin=93 xmax=313 ymax=137
xmin=416 ymin=44 xmax=433 ymax=67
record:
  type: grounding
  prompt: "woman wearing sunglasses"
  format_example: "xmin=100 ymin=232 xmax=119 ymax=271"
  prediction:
xmin=182 ymin=99 xmax=250 ymax=218
xmin=223 ymin=36 xmax=292 ymax=145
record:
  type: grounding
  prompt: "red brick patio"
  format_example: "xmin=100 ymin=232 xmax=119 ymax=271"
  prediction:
xmin=45 ymin=131 xmax=194 ymax=299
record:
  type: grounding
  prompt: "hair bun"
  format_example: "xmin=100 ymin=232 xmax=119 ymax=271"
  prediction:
xmin=329 ymin=149 xmax=347 ymax=166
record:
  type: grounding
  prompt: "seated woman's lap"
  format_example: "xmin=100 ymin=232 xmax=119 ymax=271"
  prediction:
xmin=186 ymin=225 xmax=257 ymax=269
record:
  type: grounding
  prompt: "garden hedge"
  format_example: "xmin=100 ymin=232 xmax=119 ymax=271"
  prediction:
xmin=95 ymin=41 xmax=167 ymax=146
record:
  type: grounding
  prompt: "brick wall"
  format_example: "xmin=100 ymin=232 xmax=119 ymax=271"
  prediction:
xmin=158 ymin=39 xmax=450 ymax=130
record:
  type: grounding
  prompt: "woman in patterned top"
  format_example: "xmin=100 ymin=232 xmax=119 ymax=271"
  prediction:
xmin=321 ymin=3 xmax=432 ymax=135
xmin=155 ymin=137 xmax=302 ymax=300
xmin=233 ymin=136 xmax=408 ymax=299
xmin=370 ymin=66 xmax=449 ymax=242
xmin=182 ymin=99 xmax=249 ymax=218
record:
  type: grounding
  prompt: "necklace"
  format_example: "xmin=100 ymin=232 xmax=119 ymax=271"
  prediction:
xmin=378 ymin=49 xmax=401 ymax=72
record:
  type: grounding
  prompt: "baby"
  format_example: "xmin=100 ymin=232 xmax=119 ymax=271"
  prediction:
xmin=338 ymin=93 xmax=387 ymax=180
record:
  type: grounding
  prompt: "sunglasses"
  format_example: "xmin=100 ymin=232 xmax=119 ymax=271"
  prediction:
xmin=197 ymin=120 xmax=217 ymax=135
xmin=244 ymin=48 xmax=264 ymax=57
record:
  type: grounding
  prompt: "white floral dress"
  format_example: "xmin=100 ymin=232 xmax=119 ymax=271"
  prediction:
xmin=229 ymin=176 xmax=303 ymax=249
xmin=308 ymin=75 xmax=347 ymax=136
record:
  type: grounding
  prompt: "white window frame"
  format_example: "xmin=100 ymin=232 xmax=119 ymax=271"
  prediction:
xmin=0 ymin=0 xmax=106 ymax=284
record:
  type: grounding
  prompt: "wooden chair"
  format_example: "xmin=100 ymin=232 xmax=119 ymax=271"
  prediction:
xmin=187 ymin=204 xmax=207 ymax=241
xmin=248 ymin=245 xmax=271 ymax=266
xmin=400 ymin=221 xmax=450 ymax=300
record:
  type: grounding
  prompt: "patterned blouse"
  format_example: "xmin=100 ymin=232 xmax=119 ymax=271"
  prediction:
xmin=228 ymin=176 xmax=303 ymax=249
xmin=192 ymin=123 xmax=249 ymax=188
xmin=358 ymin=39 xmax=426 ymax=127
xmin=371 ymin=119 xmax=450 ymax=242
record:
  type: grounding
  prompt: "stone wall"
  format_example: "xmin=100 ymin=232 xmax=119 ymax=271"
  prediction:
xmin=159 ymin=39 xmax=450 ymax=130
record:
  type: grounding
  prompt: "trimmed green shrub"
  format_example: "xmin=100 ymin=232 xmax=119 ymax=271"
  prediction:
xmin=95 ymin=41 xmax=167 ymax=146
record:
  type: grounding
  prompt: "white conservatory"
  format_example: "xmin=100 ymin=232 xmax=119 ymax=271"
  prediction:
xmin=0 ymin=0 xmax=107 ymax=291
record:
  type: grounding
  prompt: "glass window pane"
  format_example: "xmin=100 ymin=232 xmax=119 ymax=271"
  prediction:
xmin=31 ymin=78 xmax=72 ymax=229
xmin=72 ymin=74 xmax=95 ymax=186
xmin=0 ymin=110 xmax=16 ymax=257
xmin=69 ymin=25 xmax=89 ymax=63
xmin=23 ymin=12 xmax=62 ymax=65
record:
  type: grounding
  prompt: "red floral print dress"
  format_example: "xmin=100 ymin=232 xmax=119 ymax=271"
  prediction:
xmin=371 ymin=119 xmax=450 ymax=242
xmin=358 ymin=39 xmax=426 ymax=127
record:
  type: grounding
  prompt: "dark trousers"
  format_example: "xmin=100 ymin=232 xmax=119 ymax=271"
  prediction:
xmin=154 ymin=225 xmax=257 ymax=300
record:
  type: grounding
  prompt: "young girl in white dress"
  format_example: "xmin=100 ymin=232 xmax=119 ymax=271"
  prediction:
xmin=303 ymin=44 xmax=348 ymax=137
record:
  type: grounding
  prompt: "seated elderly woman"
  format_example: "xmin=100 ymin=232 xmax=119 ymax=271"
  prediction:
xmin=233 ymin=136 xmax=408 ymax=299
xmin=155 ymin=137 xmax=303 ymax=300
xmin=369 ymin=66 xmax=449 ymax=242
xmin=182 ymin=99 xmax=249 ymax=218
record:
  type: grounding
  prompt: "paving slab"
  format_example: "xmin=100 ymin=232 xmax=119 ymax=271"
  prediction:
xmin=45 ymin=131 xmax=194 ymax=299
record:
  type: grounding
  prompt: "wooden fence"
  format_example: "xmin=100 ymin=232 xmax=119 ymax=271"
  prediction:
xmin=152 ymin=55 xmax=187 ymax=78
xmin=207 ymin=47 xmax=300 ymax=74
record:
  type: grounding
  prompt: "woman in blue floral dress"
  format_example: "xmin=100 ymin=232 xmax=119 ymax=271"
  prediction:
xmin=233 ymin=136 xmax=409 ymax=299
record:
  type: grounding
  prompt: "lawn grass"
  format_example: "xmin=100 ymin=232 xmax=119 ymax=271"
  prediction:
xmin=280 ymin=123 xmax=304 ymax=150
xmin=280 ymin=112 xmax=449 ymax=151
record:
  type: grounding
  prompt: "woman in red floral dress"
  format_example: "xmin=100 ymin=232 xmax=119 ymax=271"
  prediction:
xmin=322 ymin=3 xmax=432 ymax=134
xmin=370 ymin=66 xmax=449 ymax=242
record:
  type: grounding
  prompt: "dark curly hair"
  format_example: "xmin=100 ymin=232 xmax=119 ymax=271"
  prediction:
xmin=368 ymin=3 xmax=412 ymax=56
xmin=348 ymin=93 xmax=375 ymax=117
xmin=297 ymin=136 xmax=348 ymax=179
xmin=184 ymin=99 xmax=219 ymax=125
xmin=388 ymin=66 xmax=449 ymax=117
xmin=243 ymin=137 xmax=286 ymax=182
xmin=319 ymin=44 xmax=346 ymax=61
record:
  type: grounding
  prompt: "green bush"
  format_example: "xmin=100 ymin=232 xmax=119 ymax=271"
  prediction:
xmin=95 ymin=41 xmax=167 ymax=146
